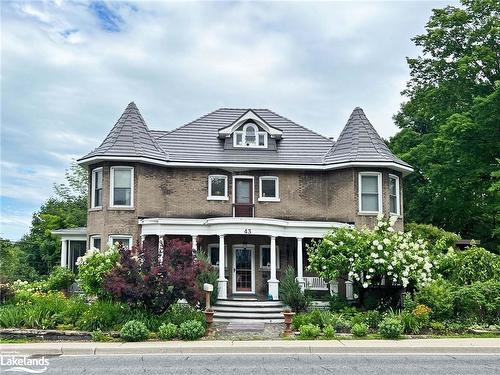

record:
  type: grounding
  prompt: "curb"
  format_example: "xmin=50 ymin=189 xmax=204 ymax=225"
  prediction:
xmin=1 ymin=339 xmax=500 ymax=356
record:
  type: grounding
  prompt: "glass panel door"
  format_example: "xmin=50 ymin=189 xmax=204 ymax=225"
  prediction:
xmin=234 ymin=248 xmax=252 ymax=292
xmin=236 ymin=179 xmax=252 ymax=204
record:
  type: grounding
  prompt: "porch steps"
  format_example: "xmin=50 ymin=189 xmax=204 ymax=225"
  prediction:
xmin=213 ymin=300 xmax=284 ymax=323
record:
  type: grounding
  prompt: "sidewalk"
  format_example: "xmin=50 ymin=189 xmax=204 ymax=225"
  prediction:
xmin=1 ymin=338 xmax=499 ymax=355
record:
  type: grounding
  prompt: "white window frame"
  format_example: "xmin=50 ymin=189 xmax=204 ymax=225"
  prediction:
xmin=110 ymin=166 xmax=134 ymax=208
xmin=207 ymin=175 xmax=229 ymax=201
xmin=259 ymin=245 xmax=280 ymax=269
xmin=108 ymin=235 xmax=133 ymax=249
xmin=389 ymin=174 xmax=401 ymax=216
xmin=258 ymin=176 xmax=280 ymax=202
xmin=358 ymin=171 xmax=382 ymax=214
xmin=91 ymin=167 xmax=103 ymax=209
xmin=207 ymin=243 xmax=228 ymax=269
xmin=233 ymin=122 xmax=268 ymax=148
xmin=90 ymin=235 xmax=101 ymax=250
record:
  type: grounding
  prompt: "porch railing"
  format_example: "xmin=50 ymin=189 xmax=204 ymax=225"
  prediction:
xmin=300 ymin=277 xmax=329 ymax=291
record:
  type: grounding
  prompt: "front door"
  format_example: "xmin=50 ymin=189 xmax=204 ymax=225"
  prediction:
xmin=234 ymin=178 xmax=254 ymax=217
xmin=232 ymin=246 xmax=254 ymax=293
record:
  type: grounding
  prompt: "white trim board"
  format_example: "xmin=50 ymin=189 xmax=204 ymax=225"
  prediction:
xmin=78 ymin=155 xmax=414 ymax=175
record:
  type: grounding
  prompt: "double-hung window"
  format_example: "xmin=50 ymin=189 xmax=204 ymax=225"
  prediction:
xmin=207 ymin=175 xmax=228 ymax=200
xmin=109 ymin=235 xmax=133 ymax=249
xmin=207 ymin=244 xmax=227 ymax=268
xmin=389 ymin=174 xmax=400 ymax=215
xmin=260 ymin=245 xmax=280 ymax=269
xmin=359 ymin=172 xmax=382 ymax=214
xmin=91 ymin=168 xmax=103 ymax=208
xmin=90 ymin=235 xmax=101 ymax=250
xmin=110 ymin=166 xmax=134 ymax=207
xmin=258 ymin=176 xmax=279 ymax=201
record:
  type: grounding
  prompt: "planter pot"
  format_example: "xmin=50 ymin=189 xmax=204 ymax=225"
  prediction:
xmin=283 ymin=312 xmax=295 ymax=336
xmin=204 ymin=310 xmax=215 ymax=336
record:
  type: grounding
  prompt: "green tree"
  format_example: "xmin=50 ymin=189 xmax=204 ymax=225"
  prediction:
xmin=17 ymin=162 xmax=87 ymax=277
xmin=389 ymin=0 xmax=500 ymax=252
xmin=0 ymin=238 xmax=38 ymax=282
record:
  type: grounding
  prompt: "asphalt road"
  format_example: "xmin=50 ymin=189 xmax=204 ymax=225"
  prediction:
xmin=21 ymin=353 xmax=500 ymax=374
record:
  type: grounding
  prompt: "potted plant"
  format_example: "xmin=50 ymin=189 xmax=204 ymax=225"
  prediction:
xmin=282 ymin=306 xmax=295 ymax=336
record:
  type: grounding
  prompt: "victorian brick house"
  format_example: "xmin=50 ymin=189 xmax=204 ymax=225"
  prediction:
xmin=54 ymin=102 xmax=412 ymax=303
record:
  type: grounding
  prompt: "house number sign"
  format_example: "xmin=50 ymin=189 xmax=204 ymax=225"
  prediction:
xmin=243 ymin=228 xmax=252 ymax=234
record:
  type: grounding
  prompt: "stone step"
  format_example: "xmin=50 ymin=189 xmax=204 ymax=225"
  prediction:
xmin=214 ymin=305 xmax=283 ymax=313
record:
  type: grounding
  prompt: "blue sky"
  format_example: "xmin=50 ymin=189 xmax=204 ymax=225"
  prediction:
xmin=1 ymin=0 xmax=455 ymax=240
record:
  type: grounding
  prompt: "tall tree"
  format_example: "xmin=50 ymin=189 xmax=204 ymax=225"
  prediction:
xmin=18 ymin=162 xmax=88 ymax=277
xmin=390 ymin=0 xmax=500 ymax=252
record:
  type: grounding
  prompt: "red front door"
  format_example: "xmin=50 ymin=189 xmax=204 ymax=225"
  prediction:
xmin=234 ymin=178 xmax=254 ymax=217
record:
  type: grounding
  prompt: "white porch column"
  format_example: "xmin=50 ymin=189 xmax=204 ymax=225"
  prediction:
xmin=158 ymin=235 xmax=164 ymax=264
xmin=268 ymin=235 xmax=279 ymax=300
xmin=217 ymin=234 xmax=227 ymax=299
xmin=191 ymin=235 xmax=198 ymax=252
xmin=60 ymin=240 xmax=68 ymax=268
xmin=296 ymin=237 xmax=305 ymax=292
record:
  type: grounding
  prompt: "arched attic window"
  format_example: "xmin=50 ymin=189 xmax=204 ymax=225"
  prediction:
xmin=234 ymin=121 xmax=267 ymax=148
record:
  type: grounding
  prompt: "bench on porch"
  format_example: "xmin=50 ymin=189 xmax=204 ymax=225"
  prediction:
xmin=297 ymin=277 xmax=340 ymax=296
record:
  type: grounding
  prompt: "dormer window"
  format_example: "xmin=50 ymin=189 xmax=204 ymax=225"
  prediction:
xmin=233 ymin=121 xmax=268 ymax=148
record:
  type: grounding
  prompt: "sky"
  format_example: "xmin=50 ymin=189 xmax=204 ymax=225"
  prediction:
xmin=1 ymin=0 xmax=456 ymax=241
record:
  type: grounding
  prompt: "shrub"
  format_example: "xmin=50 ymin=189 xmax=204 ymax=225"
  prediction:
xmin=307 ymin=216 xmax=434 ymax=292
xmin=299 ymin=324 xmax=321 ymax=339
xmin=452 ymin=246 xmax=500 ymax=284
xmin=0 ymin=284 xmax=14 ymax=304
xmin=292 ymin=313 xmax=310 ymax=330
xmin=329 ymin=294 xmax=349 ymax=311
xmin=120 ymin=320 xmax=149 ymax=342
xmin=127 ymin=308 xmax=164 ymax=332
xmin=405 ymin=223 xmax=459 ymax=255
xmin=76 ymin=300 xmax=130 ymax=331
xmin=46 ymin=267 xmax=75 ymax=291
xmin=164 ymin=303 xmax=205 ymax=326
xmin=91 ymin=329 xmax=111 ymax=342
xmin=430 ymin=321 xmax=446 ymax=333
xmin=195 ymin=250 xmax=218 ymax=308
xmin=158 ymin=323 xmax=178 ymax=340
xmin=77 ymin=246 xmax=119 ymax=297
xmin=453 ymin=280 xmax=500 ymax=323
xmin=351 ymin=323 xmax=368 ymax=337
xmin=351 ymin=313 xmax=366 ymax=326
xmin=178 ymin=320 xmax=205 ymax=340
xmin=414 ymin=279 xmax=454 ymax=321
xmin=400 ymin=311 xmax=420 ymax=334
xmin=378 ymin=316 xmax=403 ymax=339
xmin=0 ymin=305 xmax=25 ymax=328
xmin=279 ymin=267 xmax=310 ymax=312
xmin=323 ymin=325 xmax=335 ymax=338
xmin=364 ymin=310 xmax=382 ymax=329
xmin=103 ymin=240 xmax=204 ymax=313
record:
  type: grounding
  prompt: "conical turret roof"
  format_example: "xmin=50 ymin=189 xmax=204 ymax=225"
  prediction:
xmin=79 ymin=102 xmax=167 ymax=161
xmin=324 ymin=107 xmax=410 ymax=168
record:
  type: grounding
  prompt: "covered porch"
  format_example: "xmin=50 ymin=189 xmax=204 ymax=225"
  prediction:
xmin=139 ymin=217 xmax=352 ymax=300
xmin=51 ymin=227 xmax=87 ymax=272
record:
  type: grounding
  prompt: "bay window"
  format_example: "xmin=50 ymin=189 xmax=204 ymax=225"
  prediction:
xmin=359 ymin=172 xmax=382 ymax=214
xmin=110 ymin=166 xmax=134 ymax=207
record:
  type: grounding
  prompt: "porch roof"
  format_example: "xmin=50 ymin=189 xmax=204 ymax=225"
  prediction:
xmin=139 ymin=217 xmax=352 ymax=238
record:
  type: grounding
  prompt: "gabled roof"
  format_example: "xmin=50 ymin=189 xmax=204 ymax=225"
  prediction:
xmin=323 ymin=107 xmax=411 ymax=168
xmin=78 ymin=104 xmax=413 ymax=173
xmin=79 ymin=102 xmax=167 ymax=162
xmin=218 ymin=109 xmax=283 ymax=139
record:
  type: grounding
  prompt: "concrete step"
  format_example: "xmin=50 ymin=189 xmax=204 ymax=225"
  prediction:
xmin=214 ymin=305 xmax=283 ymax=313
xmin=215 ymin=300 xmax=283 ymax=308
xmin=214 ymin=311 xmax=284 ymax=320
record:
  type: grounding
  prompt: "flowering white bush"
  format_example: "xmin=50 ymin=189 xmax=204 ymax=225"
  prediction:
xmin=76 ymin=244 xmax=119 ymax=297
xmin=307 ymin=214 xmax=434 ymax=290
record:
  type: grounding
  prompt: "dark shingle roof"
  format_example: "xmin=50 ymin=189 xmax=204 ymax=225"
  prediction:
xmin=78 ymin=103 xmax=412 ymax=171
xmin=323 ymin=107 xmax=411 ymax=168
xmin=80 ymin=102 xmax=167 ymax=161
